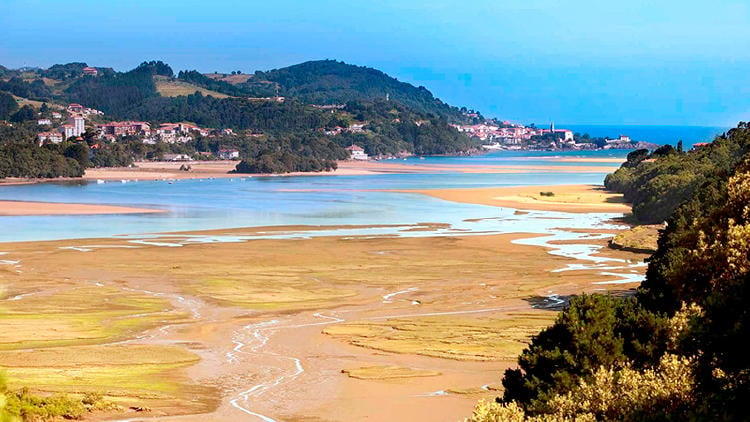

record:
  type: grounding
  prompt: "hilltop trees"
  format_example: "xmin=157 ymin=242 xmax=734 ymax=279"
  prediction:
xmin=0 ymin=92 xmax=18 ymax=120
xmin=255 ymin=60 xmax=473 ymax=122
xmin=604 ymin=124 xmax=750 ymax=223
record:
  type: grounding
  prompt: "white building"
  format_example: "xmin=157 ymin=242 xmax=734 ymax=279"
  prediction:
xmin=218 ymin=149 xmax=240 ymax=160
xmin=37 ymin=132 xmax=63 ymax=145
xmin=67 ymin=115 xmax=85 ymax=137
xmin=345 ymin=144 xmax=369 ymax=160
xmin=58 ymin=124 xmax=75 ymax=139
xmin=37 ymin=119 xmax=52 ymax=126
xmin=162 ymin=153 xmax=193 ymax=162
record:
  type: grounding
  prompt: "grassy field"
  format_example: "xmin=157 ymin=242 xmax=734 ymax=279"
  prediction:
xmin=11 ymin=94 xmax=45 ymax=109
xmin=155 ymin=77 xmax=230 ymax=98
xmin=610 ymin=224 xmax=663 ymax=253
xmin=342 ymin=365 xmax=442 ymax=380
xmin=325 ymin=312 xmax=555 ymax=361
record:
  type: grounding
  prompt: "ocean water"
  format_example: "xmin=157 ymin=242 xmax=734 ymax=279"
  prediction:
xmin=0 ymin=150 xmax=627 ymax=243
xmin=561 ymin=125 xmax=730 ymax=147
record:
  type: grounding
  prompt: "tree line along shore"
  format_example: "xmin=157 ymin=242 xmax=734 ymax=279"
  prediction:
xmin=467 ymin=122 xmax=750 ymax=421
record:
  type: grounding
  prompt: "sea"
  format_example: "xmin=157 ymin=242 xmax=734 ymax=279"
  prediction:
xmin=561 ymin=124 xmax=730 ymax=148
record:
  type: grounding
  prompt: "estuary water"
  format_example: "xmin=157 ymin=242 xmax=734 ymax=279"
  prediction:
xmin=0 ymin=150 xmax=629 ymax=243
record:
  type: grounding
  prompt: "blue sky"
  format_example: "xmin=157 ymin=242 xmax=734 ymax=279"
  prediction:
xmin=2 ymin=0 xmax=749 ymax=126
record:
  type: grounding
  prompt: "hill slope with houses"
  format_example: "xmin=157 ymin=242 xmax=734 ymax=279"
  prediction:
xmin=0 ymin=60 xmax=487 ymax=178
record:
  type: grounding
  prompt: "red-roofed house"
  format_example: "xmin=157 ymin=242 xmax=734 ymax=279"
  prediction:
xmin=345 ymin=144 xmax=368 ymax=160
xmin=97 ymin=121 xmax=151 ymax=137
xmin=68 ymin=103 xmax=84 ymax=113
xmin=82 ymin=67 xmax=98 ymax=76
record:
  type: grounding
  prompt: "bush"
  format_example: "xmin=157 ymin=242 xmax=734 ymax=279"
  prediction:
xmin=501 ymin=294 xmax=670 ymax=412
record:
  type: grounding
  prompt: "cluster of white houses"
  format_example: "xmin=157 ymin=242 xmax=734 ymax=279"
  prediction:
xmin=37 ymin=103 xmax=235 ymax=147
xmin=450 ymin=122 xmax=575 ymax=144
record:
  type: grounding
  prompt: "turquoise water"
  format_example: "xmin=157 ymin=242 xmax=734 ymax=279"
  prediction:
xmin=0 ymin=151 xmax=626 ymax=243
xmin=396 ymin=149 xmax=630 ymax=166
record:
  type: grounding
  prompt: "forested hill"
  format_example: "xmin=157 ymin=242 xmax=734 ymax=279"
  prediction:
xmin=0 ymin=59 xmax=481 ymax=124
xmin=251 ymin=60 xmax=472 ymax=122
xmin=1 ymin=60 xmax=481 ymax=176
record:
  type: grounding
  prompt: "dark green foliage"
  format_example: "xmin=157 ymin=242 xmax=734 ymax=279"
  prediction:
xmin=64 ymin=62 xmax=162 ymax=115
xmin=500 ymin=124 xmax=750 ymax=420
xmin=235 ymin=132 xmax=345 ymax=173
xmin=335 ymin=100 xmax=478 ymax=156
xmin=640 ymin=154 xmax=750 ymax=419
xmin=687 ymin=273 xmax=750 ymax=420
xmin=90 ymin=143 xmax=134 ymax=168
xmin=64 ymin=143 xmax=90 ymax=168
xmin=9 ymin=105 xmax=36 ymax=122
xmin=126 ymin=94 xmax=342 ymax=134
xmin=256 ymin=60 xmax=472 ymax=122
xmin=0 ymin=142 xmax=83 ymax=178
xmin=604 ymin=124 xmax=750 ymax=223
xmin=624 ymin=148 xmax=649 ymax=168
xmin=501 ymin=294 xmax=670 ymax=412
xmin=0 ymin=77 xmax=52 ymax=101
xmin=1 ymin=60 xmax=480 ymax=175
xmin=40 ymin=62 xmax=88 ymax=80
xmin=0 ymin=91 xmax=18 ymax=119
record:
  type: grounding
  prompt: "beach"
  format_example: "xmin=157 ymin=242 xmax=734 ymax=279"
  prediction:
xmin=401 ymin=184 xmax=632 ymax=213
xmin=0 ymin=200 xmax=165 ymax=216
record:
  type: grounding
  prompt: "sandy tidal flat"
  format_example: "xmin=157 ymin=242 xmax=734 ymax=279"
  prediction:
xmin=401 ymin=184 xmax=631 ymax=213
xmin=0 ymin=220 xmax=647 ymax=421
xmin=0 ymin=200 xmax=165 ymax=216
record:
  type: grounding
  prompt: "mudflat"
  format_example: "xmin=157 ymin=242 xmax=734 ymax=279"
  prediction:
xmin=0 ymin=221 xmax=646 ymax=421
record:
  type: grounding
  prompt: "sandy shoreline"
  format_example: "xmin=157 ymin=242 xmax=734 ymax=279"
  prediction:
xmin=0 ymin=200 xmax=165 ymax=216
xmin=401 ymin=184 xmax=631 ymax=213
xmin=0 ymin=158 xmax=623 ymax=186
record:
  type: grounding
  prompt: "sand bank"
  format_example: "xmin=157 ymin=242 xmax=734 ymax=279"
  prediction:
xmin=400 ymin=184 xmax=631 ymax=213
xmin=0 ymin=200 xmax=165 ymax=216
xmin=82 ymin=160 xmax=620 ymax=182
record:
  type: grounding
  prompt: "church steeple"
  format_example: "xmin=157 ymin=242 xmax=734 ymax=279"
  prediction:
xmin=550 ymin=121 xmax=555 ymax=132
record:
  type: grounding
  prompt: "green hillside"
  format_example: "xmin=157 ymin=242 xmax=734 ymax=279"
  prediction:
xmin=255 ymin=60 xmax=470 ymax=122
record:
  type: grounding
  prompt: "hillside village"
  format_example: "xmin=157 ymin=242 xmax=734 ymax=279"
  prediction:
xmin=0 ymin=59 xmax=661 ymax=180
xmin=31 ymin=102 xmax=243 ymax=161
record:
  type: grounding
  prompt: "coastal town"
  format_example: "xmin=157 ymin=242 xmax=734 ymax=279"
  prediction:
xmin=449 ymin=120 xmax=656 ymax=151
xmin=27 ymin=99 xmax=651 ymax=166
